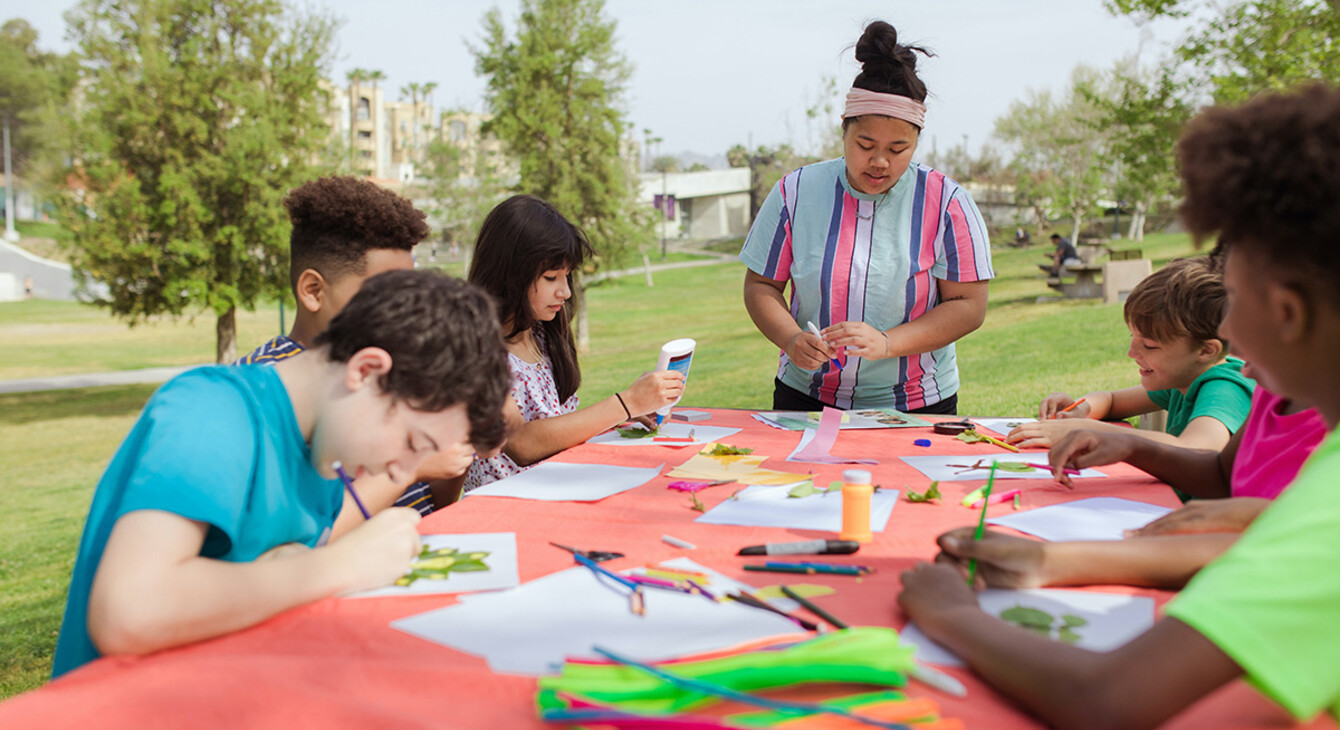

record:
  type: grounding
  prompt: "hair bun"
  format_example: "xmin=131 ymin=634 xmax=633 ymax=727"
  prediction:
xmin=851 ymin=21 xmax=932 ymax=102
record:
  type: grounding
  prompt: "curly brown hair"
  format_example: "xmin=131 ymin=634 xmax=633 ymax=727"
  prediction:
xmin=284 ymin=176 xmax=430 ymax=291
xmin=315 ymin=270 xmax=509 ymax=451
xmin=1177 ymin=83 xmax=1340 ymax=305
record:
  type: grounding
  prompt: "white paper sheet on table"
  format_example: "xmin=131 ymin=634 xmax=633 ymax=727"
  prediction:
xmin=969 ymin=417 xmax=1035 ymax=436
xmin=753 ymin=409 xmax=930 ymax=431
xmin=345 ymin=532 xmax=520 ymax=598
xmin=694 ymin=483 xmax=899 ymax=531
xmin=900 ymin=588 xmax=1155 ymax=667
xmin=585 ymin=422 xmax=742 ymax=447
xmin=466 ymin=462 xmax=663 ymax=502
xmin=899 ymin=453 xmax=1106 ymax=482
xmin=987 ymin=497 xmax=1172 ymax=541
xmin=391 ymin=558 xmax=800 ymax=675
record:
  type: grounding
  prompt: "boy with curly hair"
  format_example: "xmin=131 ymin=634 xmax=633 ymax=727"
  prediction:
xmin=54 ymin=270 xmax=509 ymax=679
xmin=900 ymin=83 xmax=1340 ymax=728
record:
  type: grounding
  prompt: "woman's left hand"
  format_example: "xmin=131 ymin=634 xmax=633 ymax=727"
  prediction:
xmin=822 ymin=321 xmax=890 ymax=360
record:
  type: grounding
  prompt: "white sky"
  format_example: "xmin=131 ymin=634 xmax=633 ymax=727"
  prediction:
xmin=9 ymin=0 xmax=1192 ymax=161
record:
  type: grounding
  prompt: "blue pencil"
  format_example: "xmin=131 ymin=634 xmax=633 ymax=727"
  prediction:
xmin=332 ymin=461 xmax=370 ymax=520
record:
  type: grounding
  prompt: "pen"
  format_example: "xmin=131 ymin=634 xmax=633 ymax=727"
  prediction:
xmin=966 ymin=461 xmax=997 ymax=585
xmin=806 ymin=321 xmax=843 ymax=371
xmin=780 ymin=585 xmax=849 ymax=630
xmin=1055 ymin=397 xmax=1087 ymax=418
xmin=744 ymin=564 xmax=864 ymax=576
xmin=737 ymin=539 xmax=860 ymax=556
xmin=332 ymin=461 xmax=370 ymax=520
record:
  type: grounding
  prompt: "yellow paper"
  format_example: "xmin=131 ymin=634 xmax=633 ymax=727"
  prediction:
xmin=753 ymin=583 xmax=837 ymax=600
xmin=668 ymin=453 xmax=808 ymax=486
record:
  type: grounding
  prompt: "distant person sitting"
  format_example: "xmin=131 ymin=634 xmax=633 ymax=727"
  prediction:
xmin=1048 ymin=233 xmax=1080 ymax=276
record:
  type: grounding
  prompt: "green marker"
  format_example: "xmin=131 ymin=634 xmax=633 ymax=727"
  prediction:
xmin=965 ymin=461 xmax=997 ymax=585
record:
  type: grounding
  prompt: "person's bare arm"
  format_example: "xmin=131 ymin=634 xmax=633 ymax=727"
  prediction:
xmin=1043 ymin=427 xmax=1234 ymax=498
xmin=1011 ymin=414 xmax=1231 ymax=452
xmin=899 ymin=563 xmax=1242 ymax=730
xmin=742 ymin=270 xmax=834 ymax=370
xmin=88 ymin=508 xmax=421 ymax=657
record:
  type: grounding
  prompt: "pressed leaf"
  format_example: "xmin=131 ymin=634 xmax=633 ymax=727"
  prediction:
xmin=1000 ymin=605 xmax=1055 ymax=629
xmin=906 ymin=481 xmax=941 ymax=503
xmin=617 ymin=426 xmax=657 ymax=439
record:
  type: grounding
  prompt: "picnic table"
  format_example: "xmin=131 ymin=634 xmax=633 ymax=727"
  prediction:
xmin=0 ymin=408 xmax=1331 ymax=729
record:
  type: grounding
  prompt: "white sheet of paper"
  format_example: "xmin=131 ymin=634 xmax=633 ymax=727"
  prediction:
xmin=585 ymin=422 xmax=742 ymax=447
xmin=899 ymin=453 xmax=1106 ymax=482
xmin=345 ymin=532 xmax=520 ymax=599
xmin=466 ymin=462 xmax=663 ymax=502
xmin=987 ymin=497 xmax=1173 ymax=541
xmin=391 ymin=558 xmax=799 ymax=675
xmin=900 ymin=588 xmax=1155 ymax=667
xmin=694 ymin=484 xmax=899 ymax=532
xmin=970 ymin=417 xmax=1035 ymax=435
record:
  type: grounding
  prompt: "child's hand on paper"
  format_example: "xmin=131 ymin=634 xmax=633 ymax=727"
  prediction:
xmin=934 ymin=527 xmax=1049 ymax=589
xmin=822 ymin=321 xmax=889 ymax=360
xmin=785 ymin=329 xmax=836 ymax=371
xmin=1125 ymin=497 xmax=1269 ymax=538
xmin=326 ymin=507 xmax=422 ymax=593
xmin=1047 ymin=428 xmax=1141 ymax=487
xmin=1038 ymin=392 xmax=1089 ymax=420
xmin=622 ymin=371 xmax=685 ymax=417
xmin=1006 ymin=418 xmax=1090 ymax=450
xmin=897 ymin=562 xmax=980 ymax=631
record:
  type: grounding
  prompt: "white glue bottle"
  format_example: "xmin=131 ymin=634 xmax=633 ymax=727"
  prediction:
xmin=654 ymin=338 xmax=696 ymax=427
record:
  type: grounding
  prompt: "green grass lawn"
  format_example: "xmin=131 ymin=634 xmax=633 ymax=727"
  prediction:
xmin=0 ymin=231 xmax=1203 ymax=698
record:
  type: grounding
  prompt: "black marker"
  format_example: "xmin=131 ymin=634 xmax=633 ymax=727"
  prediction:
xmin=736 ymin=539 xmax=860 ymax=556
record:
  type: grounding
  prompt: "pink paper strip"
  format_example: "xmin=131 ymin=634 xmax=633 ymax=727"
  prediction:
xmin=789 ymin=407 xmax=878 ymax=465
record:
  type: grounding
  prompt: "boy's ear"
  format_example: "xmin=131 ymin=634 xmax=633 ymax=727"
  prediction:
xmin=343 ymin=347 xmax=394 ymax=391
xmin=1195 ymin=337 xmax=1227 ymax=363
xmin=295 ymin=268 xmax=327 ymax=314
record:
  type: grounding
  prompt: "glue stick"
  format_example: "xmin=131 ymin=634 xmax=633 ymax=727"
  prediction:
xmin=654 ymin=338 xmax=695 ymax=426
xmin=839 ymin=469 xmax=874 ymax=544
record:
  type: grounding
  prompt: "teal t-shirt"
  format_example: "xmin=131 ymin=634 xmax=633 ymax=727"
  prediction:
xmin=1166 ymin=427 xmax=1340 ymax=720
xmin=1147 ymin=357 xmax=1254 ymax=436
xmin=52 ymin=365 xmax=342 ymax=678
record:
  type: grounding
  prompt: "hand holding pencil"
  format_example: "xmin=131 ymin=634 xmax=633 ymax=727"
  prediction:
xmin=1038 ymin=392 xmax=1090 ymax=420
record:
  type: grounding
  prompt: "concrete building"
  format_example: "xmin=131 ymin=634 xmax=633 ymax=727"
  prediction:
xmin=638 ymin=168 xmax=751 ymax=242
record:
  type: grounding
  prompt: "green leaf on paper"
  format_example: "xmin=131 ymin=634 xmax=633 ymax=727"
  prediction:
xmin=704 ymin=443 xmax=753 ymax=456
xmin=395 ymin=546 xmax=491 ymax=586
xmin=994 ymin=462 xmax=1035 ymax=473
xmin=906 ymin=481 xmax=941 ymax=503
xmin=617 ymin=426 xmax=658 ymax=439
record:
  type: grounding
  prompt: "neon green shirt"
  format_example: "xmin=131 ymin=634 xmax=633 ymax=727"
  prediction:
xmin=1166 ymin=427 xmax=1340 ymax=720
xmin=1147 ymin=357 xmax=1254 ymax=436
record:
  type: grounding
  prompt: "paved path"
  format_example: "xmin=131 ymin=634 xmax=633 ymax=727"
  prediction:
xmin=0 ymin=366 xmax=200 ymax=395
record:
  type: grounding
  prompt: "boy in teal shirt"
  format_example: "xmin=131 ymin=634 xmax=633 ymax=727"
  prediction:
xmin=899 ymin=83 xmax=1340 ymax=726
xmin=53 ymin=270 xmax=509 ymax=678
xmin=1008 ymin=256 xmax=1254 ymax=451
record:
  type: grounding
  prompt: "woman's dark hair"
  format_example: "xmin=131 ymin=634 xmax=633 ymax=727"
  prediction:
xmin=843 ymin=21 xmax=935 ymax=132
xmin=467 ymin=195 xmax=595 ymax=403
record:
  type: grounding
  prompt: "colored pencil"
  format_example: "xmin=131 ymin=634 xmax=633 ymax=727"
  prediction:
xmin=727 ymin=591 xmax=818 ymax=631
xmin=966 ymin=462 xmax=998 ymax=585
xmin=331 ymin=461 xmax=370 ymax=520
xmin=780 ymin=585 xmax=849 ymax=630
xmin=765 ymin=561 xmax=873 ymax=573
xmin=744 ymin=564 xmax=864 ymax=576
xmin=1055 ymin=397 xmax=1087 ymax=417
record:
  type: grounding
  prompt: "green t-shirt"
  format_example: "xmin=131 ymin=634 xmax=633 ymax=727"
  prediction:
xmin=1147 ymin=357 xmax=1254 ymax=436
xmin=1166 ymin=427 xmax=1340 ymax=720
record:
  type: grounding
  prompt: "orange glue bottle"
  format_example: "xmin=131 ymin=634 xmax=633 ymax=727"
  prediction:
xmin=839 ymin=469 xmax=874 ymax=544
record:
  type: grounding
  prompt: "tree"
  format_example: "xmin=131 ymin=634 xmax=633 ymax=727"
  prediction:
xmin=473 ymin=0 xmax=651 ymax=350
xmin=1107 ymin=0 xmax=1340 ymax=105
xmin=0 ymin=19 xmax=71 ymax=240
xmin=1081 ymin=60 xmax=1191 ymax=240
xmin=727 ymin=142 xmax=813 ymax=221
xmin=650 ymin=155 xmax=677 ymax=173
xmin=994 ymin=66 xmax=1110 ymax=242
xmin=422 ymin=116 xmax=505 ymax=263
xmin=56 ymin=0 xmax=338 ymax=363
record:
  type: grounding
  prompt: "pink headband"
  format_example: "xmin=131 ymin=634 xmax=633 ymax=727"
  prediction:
xmin=842 ymin=88 xmax=927 ymax=128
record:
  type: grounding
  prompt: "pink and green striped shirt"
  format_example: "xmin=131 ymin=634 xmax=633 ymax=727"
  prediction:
xmin=740 ymin=158 xmax=993 ymax=410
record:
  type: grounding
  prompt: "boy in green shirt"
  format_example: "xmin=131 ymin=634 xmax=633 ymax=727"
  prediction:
xmin=899 ymin=83 xmax=1340 ymax=727
xmin=1007 ymin=256 xmax=1254 ymax=451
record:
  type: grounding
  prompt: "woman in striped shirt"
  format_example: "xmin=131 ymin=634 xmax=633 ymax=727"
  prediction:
xmin=740 ymin=21 xmax=993 ymax=414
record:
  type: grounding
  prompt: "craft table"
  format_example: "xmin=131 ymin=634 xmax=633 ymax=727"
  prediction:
xmin=0 ymin=408 xmax=1331 ymax=729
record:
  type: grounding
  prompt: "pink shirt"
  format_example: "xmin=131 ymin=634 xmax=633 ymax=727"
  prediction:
xmin=1231 ymin=386 xmax=1328 ymax=499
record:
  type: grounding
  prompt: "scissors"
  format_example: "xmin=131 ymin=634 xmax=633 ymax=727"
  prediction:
xmin=549 ymin=541 xmax=624 ymax=563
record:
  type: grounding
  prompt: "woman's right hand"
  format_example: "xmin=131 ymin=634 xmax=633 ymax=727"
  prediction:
xmin=1038 ymin=391 xmax=1089 ymax=420
xmin=784 ymin=330 xmax=835 ymax=371
xmin=621 ymin=370 xmax=685 ymax=417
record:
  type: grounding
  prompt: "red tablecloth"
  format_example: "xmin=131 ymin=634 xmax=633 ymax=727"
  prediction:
xmin=1 ymin=409 xmax=1331 ymax=729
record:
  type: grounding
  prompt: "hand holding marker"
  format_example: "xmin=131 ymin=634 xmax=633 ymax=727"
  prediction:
xmin=806 ymin=321 xmax=843 ymax=371
xmin=653 ymin=338 xmax=695 ymax=428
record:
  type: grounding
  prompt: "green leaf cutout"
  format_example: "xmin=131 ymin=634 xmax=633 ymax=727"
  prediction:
xmin=906 ymin=481 xmax=941 ymax=503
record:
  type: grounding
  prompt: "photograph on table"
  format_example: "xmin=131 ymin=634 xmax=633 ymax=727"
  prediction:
xmin=753 ymin=408 xmax=930 ymax=431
